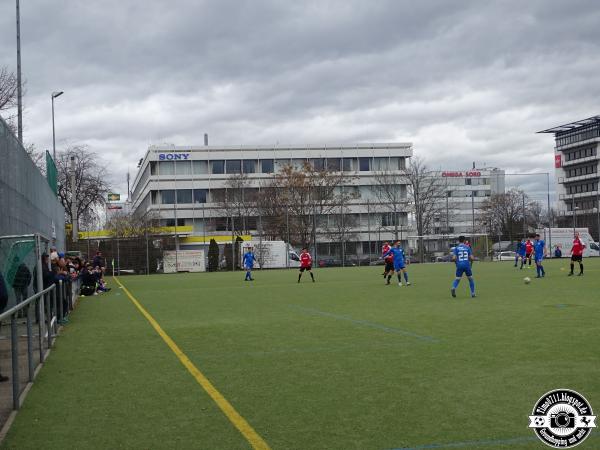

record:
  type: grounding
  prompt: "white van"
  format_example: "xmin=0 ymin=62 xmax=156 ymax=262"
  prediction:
xmin=538 ymin=228 xmax=599 ymax=257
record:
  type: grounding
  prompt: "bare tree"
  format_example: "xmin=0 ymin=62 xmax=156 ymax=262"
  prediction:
xmin=0 ymin=66 xmax=27 ymax=137
xmin=404 ymin=157 xmax=447 ymax=260
xmin=23 ymin=143 xmax=45 ymax=172
xmin=256 ymin=162 xmax=357 ymax=248
xmin=371 ymin=171 xmax=408 ymax=239
xmin=322 ymin=186 xmax=360 ymax=260
xmin=56 ymin=144 xmax=110 ymax=226
xmin=0 ymin=67 xmax=18 ymax=113
xmin=214 ymin=173 xmax=257 ymax=234
xmin=481 ymin=188 xmax=539 ymax=241
xmin=106 ymin=210 xmax=160 ymax=238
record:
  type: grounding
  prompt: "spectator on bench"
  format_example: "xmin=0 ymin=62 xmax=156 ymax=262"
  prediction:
xmin=79 ymin=264 xmax=97 ymax=296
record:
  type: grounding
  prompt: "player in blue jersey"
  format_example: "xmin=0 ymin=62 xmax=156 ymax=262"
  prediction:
xmin=451 ymin=236 xmax=476 ymax=298
xmin=242 ymin=247 xmax=257 ymax=281
xmin=533 ymin=233 xmax=546 ymax=278
xmin=515 ymin=238 xmax=526 ymax=268
xmin=382 ymin=240 xmax=411 ymax=287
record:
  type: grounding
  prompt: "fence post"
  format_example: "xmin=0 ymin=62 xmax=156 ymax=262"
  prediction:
xmin=11 ymin=314 xmax=20 ymax=410
xmin=38 ymin=295 xmax=45 ymax=363
xmin=56 ymin=281 xmax=61 ymax=330
xmin=45 ymin=292 xmax=52 ymax=349
xmin=58 ymin=280 xmax=64 ymax=322
xmin=26 ymin=302 xmax=34 ymax=382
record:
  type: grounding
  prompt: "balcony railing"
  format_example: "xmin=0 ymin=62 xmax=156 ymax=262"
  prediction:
xmin=558 ymin=173 xmax=599 ymax=184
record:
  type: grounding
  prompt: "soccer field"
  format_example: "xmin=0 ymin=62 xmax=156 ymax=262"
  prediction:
xmin=2 ymin=259 xmax=600 ymax=450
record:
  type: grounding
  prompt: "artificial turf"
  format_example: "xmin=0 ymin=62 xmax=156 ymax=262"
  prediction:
xmin=2 ymin=258 xmax=600 ymax=450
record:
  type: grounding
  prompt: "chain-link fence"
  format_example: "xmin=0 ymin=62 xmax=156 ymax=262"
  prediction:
xmin=0 ymin=116 xmax=65 ymax=250
xmin=0 ymin=234 xmax=70 ymax=431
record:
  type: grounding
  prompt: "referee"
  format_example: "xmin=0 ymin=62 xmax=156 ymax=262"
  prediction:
xmin=568 ymin=232 xmax=585 ymax=276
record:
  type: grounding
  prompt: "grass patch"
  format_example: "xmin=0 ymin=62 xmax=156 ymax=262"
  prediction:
xmin=3 ymin=259 xmax=600 ymax=449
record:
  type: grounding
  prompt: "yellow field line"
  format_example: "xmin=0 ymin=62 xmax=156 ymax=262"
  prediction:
xmin=113 ymin=277 xmax=271 ymax=450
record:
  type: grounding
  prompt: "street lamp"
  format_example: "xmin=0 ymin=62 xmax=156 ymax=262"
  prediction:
xmin=51 ymin=91 xmax=64 ymax=161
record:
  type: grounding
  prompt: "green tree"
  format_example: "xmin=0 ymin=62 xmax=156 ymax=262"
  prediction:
xmin=224 ymin=242 xmax=233 ymax=271
xmin=207 ymin=239 xmax=219 ymax=272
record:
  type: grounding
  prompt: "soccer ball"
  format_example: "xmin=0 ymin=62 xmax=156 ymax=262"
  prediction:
xmin=524 ymin=277 xmax=531 ymax=284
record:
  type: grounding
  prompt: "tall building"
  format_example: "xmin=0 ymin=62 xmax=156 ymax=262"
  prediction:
xmin=130 ymin=143 xmax=413 ymax=262
xmin=430 ymin=167 xmax=505 ymax=235
xmin=538 ymin=116 xmax=600 ymax=236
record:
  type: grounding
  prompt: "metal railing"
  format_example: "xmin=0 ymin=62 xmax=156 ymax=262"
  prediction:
xmin=0 ymin=276 xmax=77 ymax=417
xmin=0 ymin=284 xmax=55 ymax=411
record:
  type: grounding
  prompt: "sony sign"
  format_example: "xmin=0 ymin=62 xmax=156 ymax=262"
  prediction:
xmin=158 ymin=153 xmax=190 ymax=160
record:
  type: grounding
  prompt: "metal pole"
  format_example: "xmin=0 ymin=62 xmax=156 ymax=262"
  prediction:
xmin=597 ymin=187 xmax=600 ymax=254
xmin=522 ymin=192 xmax=527 ymax=237
xmin=286 ymin=205 xmax=290 ymax=269
xmin=58 ymin=279 xmax=64 ymax=322
xmin=367 ymin=200 xmax=371 ymax=264
xmin=174 ymin=203 xmax=178 ymax=272
xmin=572 ymin=192 xmax=576 ymax=232
xmin=471 ymin=191 xmax=475 ymax=235
xmin=45 ymin=292 xmax=52 ymax=348
xmin=26 ymin=303 xmax=34 ymax=382
xmin=231 ymin=215 xmax=235 ymax=271
xmin=547 ymin=172 xmax=552 ymax=251
xmin=11 ymin=314 xmax=20 ymax=410
xmin=16 ymin=0 xmax=23 ymax=144
xmin=117 ymin=238 xmax=120 ymax=276
xmin=38 ymin=295 xmax=45 ymax=363
xmin=145 ymin=230 xmax=150 ymax=275
xmin=52 ymin=96 xmax=57 ymax=161
xmin=70 ymin=156 xmax=78 ymax=242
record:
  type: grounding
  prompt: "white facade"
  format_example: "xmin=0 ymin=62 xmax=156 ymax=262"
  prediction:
xmin=539 ymin=117 xmax=600 ymax=222
xmin=130 ymin=143 xmax=413 ymax=259
xmin=430 ymin=168 xmax=505 ymax=235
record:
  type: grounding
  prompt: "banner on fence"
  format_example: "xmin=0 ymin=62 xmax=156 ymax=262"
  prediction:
xmin=163 ymin=250 xmax=206 ymax=273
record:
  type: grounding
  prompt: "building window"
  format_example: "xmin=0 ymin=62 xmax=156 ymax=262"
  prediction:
xmin=261 ymin=159 xmax=274 ymax=173
xmin=465 ymin=178 xmax=472 ymax=185
xmin=343 ymin=158 xmax=355 ymax=171
xmin=373 ymin=157 xmax=389 ymax=171
xmin=211 ymin=160 xmax=225 ymax=174
xmin=165 ymin=218 xmax=185 ymax=227
xmin=160 ymin=190 xmax=175 ymax=204
xmin=382 ymin=212 xmax=399 ymax=226
xmin=175 ymin=161 xmax=192 ymax=175
xmin=226 ymin=160 xmax=242 ymax=174
xmin=359 ymin=157 xmax=371 ymax=171
xmin=275 ymin=159 xmax=290 ymax=171
xmin=177 ymin=189 xmax=192 ymax=204
xmin=326 ymin=158 xmax=341 ymax=171
xmin=193 ymin=189 xmax=207 ymax=203
xmin=158 ymin=161 xmax=175 ymax=175
xmin=243 ymin=160 xmax=256 ymax=174
xmin=193 ymin=161 xmax=208 ymax=174
xmin=313 ymin=158 xmax=325 ymax=171
xmin=150 ymin=162 xmax=158 ymax=175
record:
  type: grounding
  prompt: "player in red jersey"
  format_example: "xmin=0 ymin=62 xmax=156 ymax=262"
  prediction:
xmin=298 ymin=247 xmax=315 ymax=283
xmin=381 ymin=241 xmax=394 ymax=279
xmin=568 ymin=232 xmax=586 ymax=276
xmin=524 ymin=238 xmax=534 ymax=267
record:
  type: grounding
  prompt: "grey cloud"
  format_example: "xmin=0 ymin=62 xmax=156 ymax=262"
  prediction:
xmin=0 ymin=0 xmax=599 ymax=196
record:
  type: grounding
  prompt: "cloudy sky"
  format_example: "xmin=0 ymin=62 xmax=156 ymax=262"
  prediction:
xmin=1 ymin=0 xmax=599 ymax=199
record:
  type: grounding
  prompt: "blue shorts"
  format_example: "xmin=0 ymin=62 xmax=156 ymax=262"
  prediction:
xmin=245 ymin=264 xmax=254 ymax=270
xmin=535 ymin=255 xmax=544 ymax=263
xmin=394 ymin=262 xmax=405 ymax=271
xmin=455 ymin=265 xmax=472 ymax=277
